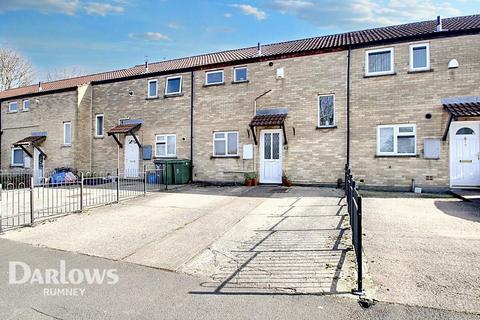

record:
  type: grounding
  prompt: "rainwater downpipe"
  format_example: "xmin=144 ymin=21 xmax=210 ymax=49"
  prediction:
xmin=190 ymin=70 xmax=194 ymax=182
xmin=346 ymin=46 xmax=351 ymax=168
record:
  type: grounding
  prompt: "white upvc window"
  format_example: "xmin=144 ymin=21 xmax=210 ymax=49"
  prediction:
xmin=165 ymin=75 xmax=182 ymax=95
xmin=11 ymin=147 xmax=24 ymax=167
xmin=23 ymin=99 xmax=30 ymax=111
xmin=409 ymin=43 xmax=430 ymax=71
xmin=63 ymin=121 xmax=72 ymax=145
xmin=318 ymin=94 xmax=335 ymax=127
xmin=9 ymin=101 xmax=18 ymax=113
xmin=205 ymin=70 xmax=224 ymax=85
xmin=95 ymin=114 xmax=104 ymax=137
xmin=213 ymin=131 xmax=238 ymax=156
xmin=155 ymin=134 xmax=176 ymax=157
xmin=147 ymin=79 xmax=158 ymax=98
xmin=377 ymin=124 xmax=416 ymax=156
xmin=365 ymin=47 xmax=394 ymax=76
xmin=233 ymin=66 xmax=248 ymax=82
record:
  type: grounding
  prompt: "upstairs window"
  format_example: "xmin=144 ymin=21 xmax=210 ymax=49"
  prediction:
xmin=11 ymin=147 xmax=24 ymax=167
xmin=9 ymin=102 xmax=18 ymax=113
xmin=165 ymin=76 xmax=182 ymax=95
xmin=23 ymin=99 xmax=30 ymax=112
xmin=377 ymin=124 xmax=416 ymax=156
xmin=63 ymin=121 xmax=72 ymax=145
xmin=95 ymin=114 xmax=104 ymax=137
xmin=233 ymin=67 xmax=248 ymax=82
xmin=365 ymin=48 xmax=394 ymax=76
xmin=147 ymin=79 xmax=158 ymax=98
xmin=155 ymin=134 xmax=176 ymax=157
xmin=410 ymin=43 xmax=430 ymax=71
xmin=213 ymin=131 xmax=238 ymax=156
xmin=318 ymin=94 xmax=335 ymax=127
xmin=205 ymin=70 xmax=224 ymax=85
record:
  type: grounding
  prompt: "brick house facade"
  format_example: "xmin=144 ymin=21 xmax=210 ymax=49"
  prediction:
xmin=1 ymin=15 xmax=479 ymax=191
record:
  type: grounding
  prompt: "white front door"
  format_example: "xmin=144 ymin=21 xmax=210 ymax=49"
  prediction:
xmin=124 ymin=135 xmax=139 ymax=178
xmin=450 ymin=122 xmax=480 ymax=187
xmin=260 ymin=130 xmax=283 ymax=184
xmin=33 ymin=148 xmax=44 ymax=185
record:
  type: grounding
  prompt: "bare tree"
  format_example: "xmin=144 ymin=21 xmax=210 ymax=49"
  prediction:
xmin=44 ymin=66 xmax=86 ymax=82
xmin=0 ymin=48 xmax=34 ymax=91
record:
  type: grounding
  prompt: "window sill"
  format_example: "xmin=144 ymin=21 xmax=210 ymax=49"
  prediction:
xmin=375 ymin=154 xmax=419 ymax=158
xmin=145 ymin=96 xmax=159 ymax=100
xmin=10 ymin=165 xmax=24 ymax=168
xmin=407 ymin=68 xmax=433 ymax=74
xmin=316 ymin=125 xmax=337 ymax=130
xmin=164 ymin=93 xmax=184 ymax=98
xmin=232 ymin=80 xmax=249 ymax=84
xmin=62 ymin=144 xmax=72 ymax=148
xmin=8 ymin=111 xmax=18 ymax=114
xmin=364 ymin=72 xmax=396 ymax=78
xmin=210 ymin=155 xmax=241 ymax=159
xmin=203 ymin=82 xmax=225 ymax=87
xmin=154 ymin=156 xmax=178 ymax=160
xmin=22 ymin=110 xmax=29 ymax=112
xmin=94 ymin=136 xmax=104 ymax=139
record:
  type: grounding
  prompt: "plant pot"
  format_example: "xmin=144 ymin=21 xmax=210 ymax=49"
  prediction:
xmin=282 ymin=178 xmax=292 ymax=187
xmin=251 ymin=178 xmax=257 ymax=186
xmin=245 ymin=179 xmax=252 ymax=186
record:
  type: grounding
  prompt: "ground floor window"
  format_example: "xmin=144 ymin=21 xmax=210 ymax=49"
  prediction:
xmin=155 ymin=134 xmax=176 ymax=157
xmin=11 ymin=147 xmax=24 ymax=166
xmin=63 ymin=121 xmax=72 ymax=145
xmin=213 ymin=131 xmax=238 ymax=156
xmin=377 ymin=124 xmax=416 ymax=155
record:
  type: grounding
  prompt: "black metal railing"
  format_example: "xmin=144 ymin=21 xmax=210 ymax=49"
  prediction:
xmin=344 ymin=164 xmax=364 ymax=295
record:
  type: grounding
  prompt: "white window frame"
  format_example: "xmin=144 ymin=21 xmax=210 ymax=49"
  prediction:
xmin=11 ymin=147 xmax=24 ymax=167
xmin=233 ymin=66 xmax=248 ymax=82
xmin=165 ymin=75 xmax=183 ymax=95
xmin=409 ymin=43 xmax=430 ymax=72
xmin=8 ymin=101 xmax=18 ymax=113
xmin=155 ymin=134 xmax=176 ymax=157
xmin=213 ymin=131 xmax=239 ymax=157
xmin=22 ymin=99 xmax=30 ymax=112
xmin=317 ymin=94 xmax=335 ymax=127
xmin=63 ymin=121 xmax=72 ymax=146
xmin=147 ymin=79 xmax=158 ymax=98
xmin=95 ymin=114 xmax=104 ymax=138
xmin=377 ymin=124 xmax=417 ymax=156
xmin=205 ymin=70 xmax=224 ymax=85
xmin=365 ymin=47 xmax=395 ymax=76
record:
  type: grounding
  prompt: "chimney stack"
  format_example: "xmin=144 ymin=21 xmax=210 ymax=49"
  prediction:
xmin=257 ymin=42 xmax=262 ymax=56
xmin=145 ymin=57 xmax=149 ymax=73
xmin=38 ymin=81 xmax=42 ymax=91
xmin=436 ymin=16 xmax=442 ymax=32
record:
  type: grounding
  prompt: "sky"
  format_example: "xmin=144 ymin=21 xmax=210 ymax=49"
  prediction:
xmin=0 ymin=0 xmax=478 ymax=80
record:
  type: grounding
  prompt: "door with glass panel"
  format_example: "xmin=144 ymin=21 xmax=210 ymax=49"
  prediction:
xmin=260 ymin=130 xmax=283 ymax=184
xmin=450 ymin=122 xmax=480 ymax=187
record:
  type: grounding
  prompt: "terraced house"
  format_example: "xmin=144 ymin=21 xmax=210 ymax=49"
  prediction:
xmin=1 ymin=14 xmax=479 ymax=191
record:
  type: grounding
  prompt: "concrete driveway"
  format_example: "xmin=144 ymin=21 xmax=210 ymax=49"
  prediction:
xmin=362 ymin=194 xmax=480 ymax=314
xmin=1 ymin=185 xmax=356 ymax=295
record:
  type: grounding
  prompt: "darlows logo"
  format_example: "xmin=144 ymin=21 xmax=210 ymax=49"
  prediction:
xmin=9 ymin=261 xmax=119 ymax=296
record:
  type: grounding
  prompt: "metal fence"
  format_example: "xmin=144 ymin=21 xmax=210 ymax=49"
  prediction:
xmin=344 ymin=164 xmax=364 ymax=295
xmin=0 ymin=166 xmax=169 ymax=232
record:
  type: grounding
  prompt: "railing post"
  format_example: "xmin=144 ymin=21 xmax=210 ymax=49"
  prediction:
xmin=30 ymin=177 xmax=34 ymax=226
xmin=80 ymin=172 xmax=84 ymax=212
xmin=143 ymin=165 xmax=147 ymax=196
xmin=354 ymin=195 xmax=364 ymax=295
xmin=0 ymin=183 xmax=3 ymax=234
xmin=116 ymin=168 xmax=120 ymax=203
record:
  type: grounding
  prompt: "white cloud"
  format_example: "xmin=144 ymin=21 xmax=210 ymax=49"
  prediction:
xmin=0 ymin=0 xmax=80 ymax=15
xmin=268 ymin=0 xmax=463 ymax=28
xmin=128 ymin=32 xmax=171 ymax=41
xmin=84 ymin=2 xmax=124 ymax=15
xmin=224 ymin=12 xmax=233 ymax=18
xmin=232 ymin=4 xmax=266 ymax=20
xmin=0 ymin=0 xmax=125 ymax=16
xmin=167 ymin=22 xmax=183 ymax=29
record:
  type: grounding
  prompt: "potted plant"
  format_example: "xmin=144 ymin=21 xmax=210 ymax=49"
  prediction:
xmin=244 ymin=173 xmax=253 ymax=186
xmin=282 ymin=172 xmax=292 ymax=187
xmin=251 ymin=172 xmax=258 ymax=186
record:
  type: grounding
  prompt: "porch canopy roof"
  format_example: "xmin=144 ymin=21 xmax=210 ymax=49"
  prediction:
xmin=442 ymin=96 xmax=480 ymax=140
xmin=13 ymin=135 xmax=47 ymax=159
xmin=249 ymin=112 xmax=288 ymax=145
xmin=107 ymin=123 xmax=142 ymax=148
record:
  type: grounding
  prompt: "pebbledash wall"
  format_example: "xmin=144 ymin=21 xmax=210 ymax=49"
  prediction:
xmin=1 ymin=31 xmax=479 ymax=190
xmin=350 ymin=34 xmax=480 ymax=190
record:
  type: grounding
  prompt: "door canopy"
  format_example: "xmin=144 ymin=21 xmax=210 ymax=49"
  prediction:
xmin=442 ymin=96 xmax=480 ymax=140
xmin=13 ymin=135 xmax=47 ymax=159
xmin=249 ymin=113 xmax=288 ymax=145
xmin=107 ymin=123 xmax=142 ymax=148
